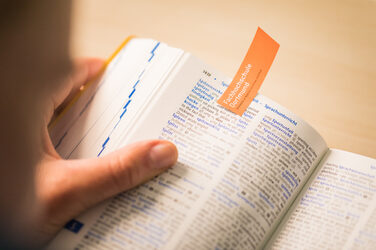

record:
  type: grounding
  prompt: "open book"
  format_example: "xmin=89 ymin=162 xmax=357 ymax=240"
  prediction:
xmin=47 ymin=38 xmax=376 ymax=249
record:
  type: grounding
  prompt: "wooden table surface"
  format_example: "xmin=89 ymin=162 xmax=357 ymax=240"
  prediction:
xmin=71 ymin=0 xmax=376 ymax=158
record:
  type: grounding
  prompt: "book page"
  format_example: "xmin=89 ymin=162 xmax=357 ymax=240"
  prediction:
xmin=104 ymin=54 xmax=328 ymax=250
xmin=268 ymin=149 xmax=376 ymax=250
xmin=49 ymin=38 xmax=183 ymax=159
xmin=165 ymin=88 xmax=327 ymax=249
xmin=48 ymin=45 xmax=328 ymax=249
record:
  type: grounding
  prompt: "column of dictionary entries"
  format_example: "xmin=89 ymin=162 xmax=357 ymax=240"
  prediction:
xmin=72 ymin=70 xmax=252 ymax=249
xmin=176 ymin=95 xmax=327 ymax=250
xmin=348 ymin=203 xmax=376 ymax=249
xmin=270 ymin=150 xmax=376 ymax=250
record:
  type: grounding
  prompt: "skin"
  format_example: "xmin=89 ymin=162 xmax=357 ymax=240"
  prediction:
xmin=0 ymin=1 xmax=178 ymax=248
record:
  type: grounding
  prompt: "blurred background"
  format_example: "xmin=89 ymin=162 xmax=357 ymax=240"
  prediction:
xmin=70 ymin=0 xmax=376 ymax=158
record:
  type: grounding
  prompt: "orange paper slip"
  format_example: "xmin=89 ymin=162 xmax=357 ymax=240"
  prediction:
xmin=217 ymin=27 xmax=279 ymax=116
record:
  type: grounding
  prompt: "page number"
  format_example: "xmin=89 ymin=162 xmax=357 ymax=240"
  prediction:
xmin=203 ymin=70 xmax=211 ymax=77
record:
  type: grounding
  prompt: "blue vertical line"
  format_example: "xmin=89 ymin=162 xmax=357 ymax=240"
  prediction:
xmin=97 ymin=41 xmax=160 ymax=157
xmin=138 ymin=70 xmax=145 ymax=79
xmin=124 ymin=100 xmax=131 ymax=109
xmin=97 ymin=148 xmax=105 ymax=157
xmin=120 ymin=109 xmax=127 ymax=119
xmin=148 ymin=42 xmax=160 ymax=62
xmin=133 ymin=80 xmax=140 ymax=88
xmin=128 ymin=89 xmax=136 ymax=98
xmin=98 ymin=136 xmax=110 ymax=157
xmin=56 ymin=50 xmax=128 ymax=153
xmin=113 ymin=119 xmax=122 ymax=130
xmin=103 ymin=137 xmax=110 ymax=147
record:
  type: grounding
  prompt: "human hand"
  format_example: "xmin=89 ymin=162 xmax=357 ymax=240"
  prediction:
xmin=33 ymin=58 xmax=178 ymax=247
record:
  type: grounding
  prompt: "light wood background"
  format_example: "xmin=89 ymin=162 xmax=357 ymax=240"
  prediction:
xmin=71 ymin=0 xmax=376 ymax=158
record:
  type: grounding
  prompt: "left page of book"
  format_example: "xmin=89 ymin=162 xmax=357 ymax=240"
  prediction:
xmin=49 ymin=38 xmax=183 ymax=159
xmin=47 ymin=39 xmax=199 ymax=249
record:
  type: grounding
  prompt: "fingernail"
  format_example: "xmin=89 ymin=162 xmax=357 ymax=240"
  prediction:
xmin=149 ymin=142 xmax=178 ymax=169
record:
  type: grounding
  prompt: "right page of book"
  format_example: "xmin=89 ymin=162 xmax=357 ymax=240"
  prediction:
xmin=267 ymin=149 xmax=376 ymax=250
xmin=166 ymin=92 xmax=329 ymax=250
xmin=121 ymin=53 xmax=329 ymax=249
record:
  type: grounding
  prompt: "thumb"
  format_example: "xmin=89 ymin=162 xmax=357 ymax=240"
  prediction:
xmin=35 ymin=140 xmax=177 ymax=243
xmin=63 ymin=140 xmax=178 ymax=209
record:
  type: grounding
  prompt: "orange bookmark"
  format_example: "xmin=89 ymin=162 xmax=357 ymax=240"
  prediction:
xmin=217 ymin=27 xmax=279 ymax=116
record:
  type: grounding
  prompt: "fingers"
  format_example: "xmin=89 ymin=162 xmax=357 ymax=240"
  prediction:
xmin=73 ymin=58 xmax=106 ymax=84
xmin=36 ymin=140 xmax=177 ymax=242
xmin=44 ymin=58 xmax=105 ymax=154
xmin=50 ymin=58 xmax=105 ymax=118
xmin=62 ymin=140 xmax=178 ymax=209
